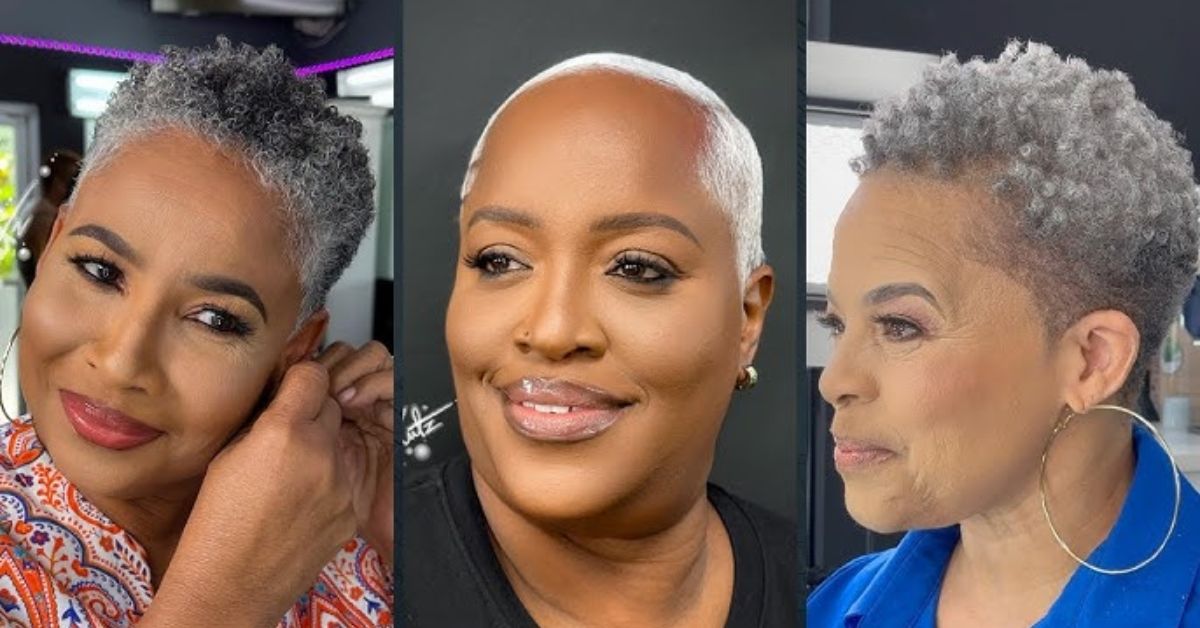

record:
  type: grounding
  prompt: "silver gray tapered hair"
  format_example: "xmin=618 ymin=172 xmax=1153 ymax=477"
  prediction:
xmin=460 ymin=52 xmax=765 ymax=284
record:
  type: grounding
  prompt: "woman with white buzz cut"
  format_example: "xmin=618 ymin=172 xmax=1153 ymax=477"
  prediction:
xmin=405 ymin=51 xmax=795 ymax=627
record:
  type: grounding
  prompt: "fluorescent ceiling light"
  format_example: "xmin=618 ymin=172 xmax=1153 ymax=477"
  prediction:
xmin=338 ymin=60 xmax=393 ymax=103
xmin=345 ymin=60 xmax=393 ymax=87
xmin=68 ymin=69 xmax=128 ymax=119
xmin=369 ymin=89 xmax=393 ymax=108
xmin=73 ymin=98 xmax=109 ymax=115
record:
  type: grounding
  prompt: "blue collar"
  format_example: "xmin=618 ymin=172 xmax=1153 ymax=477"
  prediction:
xmin=842 ymin=424 xmax=1200 ymax=627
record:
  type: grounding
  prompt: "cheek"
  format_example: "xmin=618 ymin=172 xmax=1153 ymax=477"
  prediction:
xmin=444 ymin=276 xmax=503 ymax=375
xmin=603 ymin=288 xmax=741 ymax=397
xmin=18 ymin=271 xmax=98 ymax=401
xmin=166 ymin=357 xmax=271 ymax=449
xmin=890 ymin=338 xmax=1052 ymax=517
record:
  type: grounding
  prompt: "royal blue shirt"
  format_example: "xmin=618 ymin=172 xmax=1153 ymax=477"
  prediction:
xmin=808 ymin=424 xmax=1200 ymax=627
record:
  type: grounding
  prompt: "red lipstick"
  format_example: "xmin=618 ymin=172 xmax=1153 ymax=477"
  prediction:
xmin=500 ymin=377 xmax=632 ymax=442
xmin=59 ymin=390 xmax=163 ymax=451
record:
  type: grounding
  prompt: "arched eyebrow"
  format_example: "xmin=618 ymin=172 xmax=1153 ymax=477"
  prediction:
xmin=465 ymin=206 xmax=539 ymax=229
xmin=465 ymin=205 xmax=700 ymax=246
xmin=865 ymin=282 xmax=942 ymax=313
xmin=70 ymin=224 xmax=142 ymax=266
xmin=591 ymin=212 xmax=701 ymax=246
xmin=189 ymin=275 xmax=268 ymax=322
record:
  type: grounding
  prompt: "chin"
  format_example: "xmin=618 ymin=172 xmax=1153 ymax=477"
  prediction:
xmin=843 ymin=487 xmax=917 ymax=535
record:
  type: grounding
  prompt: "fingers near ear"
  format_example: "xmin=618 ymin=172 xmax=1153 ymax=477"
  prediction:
xmin=1060 ymin=309 xmax=1141 ymax=411
xmin=261 ymin=362 xmax=330 ymax=426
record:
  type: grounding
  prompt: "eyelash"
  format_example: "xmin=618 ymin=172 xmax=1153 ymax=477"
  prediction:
xmin=463 ymin=247 xmax=681 ymax=287
xmin=68 ymin=254 xmax=254 ymax=338
xmin=463 ymin=248 xmax=529 ymax=277
xmin=816 ymin=312 xmax=926 ymax=342
xmin=606 ymin=251 xmax=680 ymax=285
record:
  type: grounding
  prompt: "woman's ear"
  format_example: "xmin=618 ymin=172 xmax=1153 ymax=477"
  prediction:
xmin=1056 ymin=309 xmax=1140 ymax=412
xmin=739 ymin=265 xmax=775 ymax=367
xmin=279 ymin=309 xmax=331 ymax=373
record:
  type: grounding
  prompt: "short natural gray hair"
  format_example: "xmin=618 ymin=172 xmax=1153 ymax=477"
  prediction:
xmin=75 ymin=38 xmax=376 ymax=322
xmin=856 ymin=40 xmax=1200 ymax=398
xmin=460 ymin=52 xmax=765 ymax=284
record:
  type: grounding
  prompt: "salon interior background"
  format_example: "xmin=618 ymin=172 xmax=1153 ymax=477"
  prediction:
xmin=805 ymin=0 xmax=1200 ymax=587
xmin=0 ymin=1 xmax=395 ymax=413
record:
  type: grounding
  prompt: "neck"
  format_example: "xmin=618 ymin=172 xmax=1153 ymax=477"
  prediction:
xmin=86 ymin=482 xmax=201 ymax=589
xmin=939 ymin=416 xmax=1134 ymax=625
xmin=474 ymin=472 xmax=733 ymax=628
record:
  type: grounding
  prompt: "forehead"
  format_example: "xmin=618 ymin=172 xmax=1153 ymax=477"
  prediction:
xmin=66 ymin=129 xmax=298 ymax=296
xmin=467 ymin=71 xmax=721 ymax=222
xmin=830 ymin=170 xmax=990 ymax=304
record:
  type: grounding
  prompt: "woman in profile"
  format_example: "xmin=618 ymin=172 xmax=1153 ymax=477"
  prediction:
xmin=405 ymin=53 xmax=795 ymax=627
xmin=809 ymin=42 xmax=1200 ymax=626
xmin=4 ymin=40 xmax=393 ymax=626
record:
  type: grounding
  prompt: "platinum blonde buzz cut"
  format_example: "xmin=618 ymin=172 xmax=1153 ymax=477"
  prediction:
xmin=460 ymin=52 xmax=766 ymax=284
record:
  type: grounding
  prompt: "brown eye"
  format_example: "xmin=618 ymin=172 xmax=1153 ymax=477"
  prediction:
xmin=70 ymin=255 xmax=123 ymax=288
xmin=607 ymin=252 xmax=678 ymax=285
xmin=816 ymin=313 xmax=844 ymax=337
xmin=877 ymin=316 xmax=923 ymax=341
xmin=465 ymin=248 xmax=530 ymax=277
xmin=192 ymin=308 xmax=252 ymax=336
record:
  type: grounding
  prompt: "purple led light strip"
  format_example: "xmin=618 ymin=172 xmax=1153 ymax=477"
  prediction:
xmin=295 ymin=48 xmax=393 ymax=76
xmin=0 ymin=34 xmax=393 ymax=76
xmin=0 ymin=34 xmax=163 ymax=63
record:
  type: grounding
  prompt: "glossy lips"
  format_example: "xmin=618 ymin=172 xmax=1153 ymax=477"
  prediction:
xmin=501 ymin=377 xmax=632 ymax=442
xmin=832 ymin=436 xmax=896 ymax=472
xmin=60 ymin=390 xmax=163 ymax=450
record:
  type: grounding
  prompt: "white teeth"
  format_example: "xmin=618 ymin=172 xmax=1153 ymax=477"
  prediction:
xmin=522 ymin=401 xmax=572 ymax=414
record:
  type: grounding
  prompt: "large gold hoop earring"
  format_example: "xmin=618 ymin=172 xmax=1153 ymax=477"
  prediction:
xmin=1039 ymin=404 xmax=1181 ymax=575
xmin=0 ymin=327 xmax=17 ymax=422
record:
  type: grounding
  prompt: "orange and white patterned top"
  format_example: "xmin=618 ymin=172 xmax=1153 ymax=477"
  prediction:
xmin=0 ymin=417 xmax=393 ymax=627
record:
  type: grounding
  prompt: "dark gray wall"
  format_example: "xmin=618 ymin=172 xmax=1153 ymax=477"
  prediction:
xmin=0 ymin=1 xmax=392 ymax=63
xmin=402 ymin=0 xmax=798 ymax=519
xmin=821 ymin=0 xmax=1200 ymax=172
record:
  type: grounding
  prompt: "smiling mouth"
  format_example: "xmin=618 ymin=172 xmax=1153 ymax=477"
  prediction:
xmin=499 ymin=377 xmax=633 ymax=443
xmin=59 ymin=390 xmax=164 ymax=451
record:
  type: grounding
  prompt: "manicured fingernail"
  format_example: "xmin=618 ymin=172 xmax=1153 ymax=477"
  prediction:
xmin=338 ymin=387 xmax=357 ymax=403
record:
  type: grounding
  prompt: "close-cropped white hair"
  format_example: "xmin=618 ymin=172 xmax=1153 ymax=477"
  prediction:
xmin=460 ymin=52 xmax=765 ymax=284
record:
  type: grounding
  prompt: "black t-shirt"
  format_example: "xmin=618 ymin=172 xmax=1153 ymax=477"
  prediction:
xmin=402 ymin=455 xmax=797 ymax=627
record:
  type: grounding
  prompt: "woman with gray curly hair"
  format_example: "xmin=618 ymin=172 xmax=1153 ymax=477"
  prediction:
xmin=808 ymin=42 xmax=1200 ymax=626
xmin=1 ymin=39 xmax=393 ymax=626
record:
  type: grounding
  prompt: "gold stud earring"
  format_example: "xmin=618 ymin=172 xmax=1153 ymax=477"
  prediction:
xmin=735 ymin=365 xmax=758 ymax=391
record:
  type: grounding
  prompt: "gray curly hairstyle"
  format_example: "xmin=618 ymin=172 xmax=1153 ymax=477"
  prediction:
xmin=855 ymin=41 xmax=1200 ymax=399
xmin=73 ymin=38 xmax=376 ymax=323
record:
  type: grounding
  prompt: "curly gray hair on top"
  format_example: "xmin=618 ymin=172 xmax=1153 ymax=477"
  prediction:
xmin=855 ymin=40 xmax=1200 ymax=400
xmin=73 ymin=38 xmax=376 ymax=323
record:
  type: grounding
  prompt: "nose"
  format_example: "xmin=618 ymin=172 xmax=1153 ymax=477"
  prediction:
xmin=818 ymin=334 xmax=877 ymax=409
xmin=514 ymin=264 xmax=607 ymax=362
xmin=85 ymin=301 xmax=165 ymax=394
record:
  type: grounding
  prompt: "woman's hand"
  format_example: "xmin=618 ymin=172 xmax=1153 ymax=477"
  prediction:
xmin=316 ymin=340 xmax=395 ymax=566
xmin=143 ymin=363 xmax=358 ymax=628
